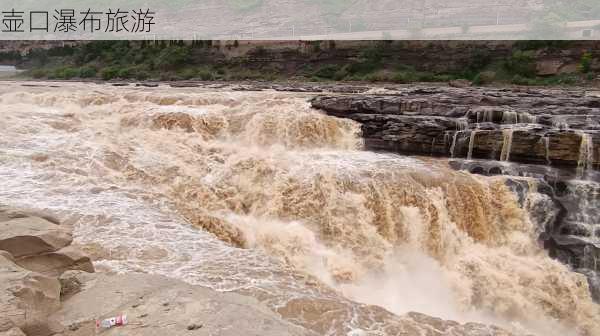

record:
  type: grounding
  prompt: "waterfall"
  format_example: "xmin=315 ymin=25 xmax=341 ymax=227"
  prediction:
xmin=500 ymin=128 xmax=514 ymax=162
xmin=476 ymin=109 xmax=494 ymax=123
xmin=518 ymin=112 xmax=537 ymax=124
xmin=501 ymin=110 xmax=518 ymax=124
xmin=502 ymin=110 xmax=537 ymax=125
xmin=466 ymin=130 xmax=477 ymax=160
xmin=553 ymin=116 xmax=570 ymax=130
xmin=543 ymin=136 xmax=551 ymax=165
xmin=450 ymin=118 xmax=468 ymax=158
xmin=0 ymin=84 xmax=599 ymax=336
xmin=577 ymin=132 xmax=594 ymax=179
xmin=450 ymin=131 xmax=460 ymax=158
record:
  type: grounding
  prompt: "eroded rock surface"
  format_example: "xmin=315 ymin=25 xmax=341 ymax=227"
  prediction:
xmin=51 ymin=273 xmax=318 ymax=336
xmin=311 ymin=86 xmax=600 ymax=169
xmin=0 ymin=207 xmax=92 ymax=336
xmin=16 ymin=246 xmax=94 ymax=277
xmin=0 ymin=252 xmax=61 ymax=336
xmin=0 ymin=216 xmax=71 ymax=258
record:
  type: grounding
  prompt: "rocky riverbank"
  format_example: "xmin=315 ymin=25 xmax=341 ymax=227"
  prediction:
xmin=0 ymin=206 xmax=317 ymax=336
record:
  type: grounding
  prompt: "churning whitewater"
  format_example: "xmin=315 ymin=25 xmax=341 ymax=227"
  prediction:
xmin=0 ymin=82 xmax=598 ymax=336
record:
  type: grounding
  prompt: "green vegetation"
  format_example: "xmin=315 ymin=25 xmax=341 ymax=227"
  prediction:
xmin=13 ymin=40 xmax=598 ymax=86
xmin=20 ymin=41 xmax=219 ymax=81
xmin=579 ymin=52 xmax=593 ymax=73
xmin=472 ymin=71 xmax=497 ymax=86
xmin=510 ymin=74 xmax=579 ymax=86
xmin=504 ymin=50 xmax=537 ymax=77
xmin=0 ymin=50 xmax=22 ymax=63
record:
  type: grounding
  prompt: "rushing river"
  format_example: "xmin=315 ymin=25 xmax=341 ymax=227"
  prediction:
xmin=0 ymin=82 xmax=598 ymax=336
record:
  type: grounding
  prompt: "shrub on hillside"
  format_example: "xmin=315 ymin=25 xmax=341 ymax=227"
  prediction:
xmin=472 ymin=71 xmax=496 ymax=85
xmin=197 ymin=69 xmax=215 ymax=80
xmin=179 ymin=68 xmax=197 ymax=80
xmin=155 ymin=46 xmax=191 ymax=69
xmin=30 ymin=69 xmax=48 ymax=79
xmin=579 ymin=52 xmax=593 ymax=73
xmin=504 ymin=50 xmax=537 ymax=77
xmin=79 ymin=66 xmax=97 ymax=78
xmin=313 ymin=65 xmax=340 ymax=79
xmin=100 ymin=66 xmax=120 ymax=80
xmin=49 ymin=67 xmax=79 ymax=79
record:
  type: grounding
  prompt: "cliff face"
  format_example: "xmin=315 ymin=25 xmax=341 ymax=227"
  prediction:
xmin=311 ymin=86 xmax=600 ymax=169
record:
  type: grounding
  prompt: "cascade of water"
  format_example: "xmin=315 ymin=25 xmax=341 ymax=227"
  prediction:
xmin=553 ymin=116 xmax=570 ymax=130
xmin=450 ymin=118 xmax=469 ymax=158
xmin=502 ymin=110 xmax=518 ymax=124
xmin=477 ymin=110 xmax=494 ymax=123
xmin=450 ymin=131 xmax=460 ymax=158
xmin=499 ymin=128 xmax=514 ymax=162
xmin=456 ymin=117 xmax=469 ymax=130
xmin=466 ymin=130 xmax=477 ymax=160
xmin=577 ymin=132 xmax=594 ymax=179
xmin=543 ymin=136 xmax=551 ymax=165
xmin=518 ymin=112 xmax=537 ymax=124
xmin=1 ymin=84 xmax=599 ymax=336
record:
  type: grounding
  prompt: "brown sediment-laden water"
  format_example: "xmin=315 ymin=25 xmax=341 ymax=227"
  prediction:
xmin=0 ymin=82 xmax=598 ymax=336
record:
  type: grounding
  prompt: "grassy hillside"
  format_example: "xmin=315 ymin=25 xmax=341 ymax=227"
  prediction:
xmin=3 ymin=40 xmax=599 ymax=86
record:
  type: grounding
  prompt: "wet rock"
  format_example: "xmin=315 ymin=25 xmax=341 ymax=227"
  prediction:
xmin=327 ymin=85 xmax=369 ymax=94
xmin=136 ymin=83 xmax=159 ymax=88
xmin=273 ymin=86 xmax=320 ymax=93
xmin=577 ymin=268 xmax=600 ymax=302
xmin=169 ymin=82 xmax=200 ymax=88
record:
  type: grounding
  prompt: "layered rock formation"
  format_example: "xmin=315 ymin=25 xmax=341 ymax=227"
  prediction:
xmin=0 ymin=206 xmax=88 ymax=336
xmin=311 ymin=86 xmax=600 ymax=170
